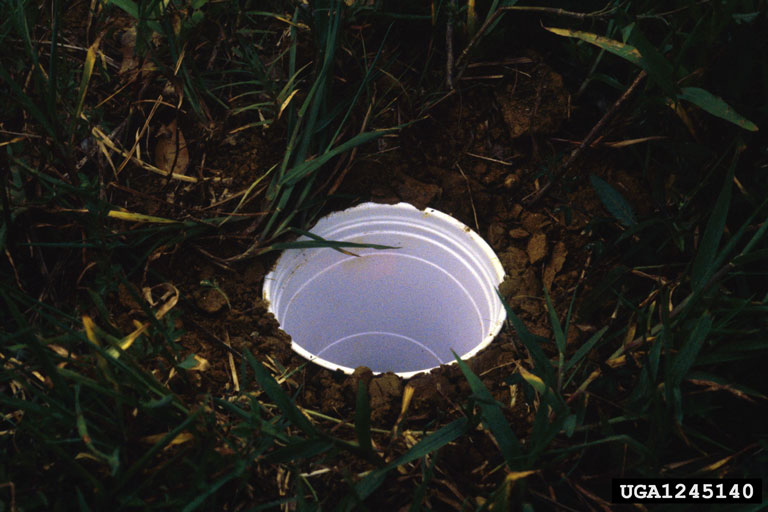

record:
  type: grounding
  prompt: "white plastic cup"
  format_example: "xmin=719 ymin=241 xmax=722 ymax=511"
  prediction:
xmin=262 ymin=202 xmax=506 ymax=378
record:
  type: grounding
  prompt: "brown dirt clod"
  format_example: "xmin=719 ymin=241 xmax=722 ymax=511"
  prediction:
xmin=495 ymin=59 xmax=570 ymax=139
xmin=195 ymin=289 xmax=229 ymax=314
xmin=527 ymin=232 xmax=548 ymax=264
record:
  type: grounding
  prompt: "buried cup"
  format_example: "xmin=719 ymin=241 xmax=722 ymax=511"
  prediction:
xmin=262 ymin=202 xmax=506 ymax=379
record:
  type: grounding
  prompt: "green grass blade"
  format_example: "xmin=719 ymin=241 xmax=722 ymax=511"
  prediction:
xmin=563 ymin=326 xmax=608 ymax=374
xmin=710 ymin=198 xmax=768 ymax=271
xmin=0 ymin=295 xmax=69 ymax=394
xmin=47 ymin=0 xmax=61 ymax=124
xmin=543 ymin=287 xmax=566 ymax=377
xmin=389 ymin=418 xmax=469 ymax=468
xmin=665 ymin=313 xmax=712 ymax=425
xmin=454 ymin=352 xmax=523 ymax=467
xmin=75 ymin=384 xmax=120 ymax=474
xmin=279 ymin=127 xmax=400 ymax=187
xmin=485 ymin=0 xmax=518 ymax=35
xmin=691 ymin=155 xmax=737 ymax=290
xmin=113 ymin=408 xmax=202 ymax=494
xmin=263 ymin=179 xmax=296 ymax=237
xmin=261 ymin=238 xmax=397 ymax=254
xmin=354 ymin=380 xmax=373 ymax=455
xmin=626 ymin=22 xmax=676 ymax=95
xmin=291 ymin=3 xmax=338 ymax=162
xmin=543 ymin=26 xmax=643 ymax=67
xmin=23 ymin=418 xmax=104 ymax=492
xmin=560 ymin=325 xmax=608 ymax=392
xmin=496 ymin=290 xmax=553 ymax=377
xmin=338 ymin=417 xmax=470 ymax=510
xmin=408 ymin=455 xmax=436 ymax=512
xmin=76 ymin=487 xmax=92 ymax=511
xmin=0 ymin=64 xmax=57 ymax=141
xmin=544 ymin=434 xmax=648 ymax=457
xmin=527 ymin=401 xmax=566 ymax=462
xmin=265 ymin=438 xmax=334 ymax=464
xmin=670 ymin=313 xmax=713 ymax=389
xmin=737 ymin=210 xmax=768 ymax=258
xmin=325 ymin=22 xmax=392 ymax=153
xmin=245 ymin=350 xmax=318 ymax=436
xmin=107 ymin=0 xmax=163 ymax=33
xmin=589 ymin=175 xmax=637 ymax=227
xmin=648 ymin=324 xmax=664 ymax=383
xmin=678 ymin=87 xmax=759 ymax=132
xmin=182 ymin=459 xmax=247 ymax=512
xmin=263 ymin=227 xmax=400 ymax=255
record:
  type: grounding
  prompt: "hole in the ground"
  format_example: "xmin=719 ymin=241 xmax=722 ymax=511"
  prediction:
xmin=263 ymin=202 xmax=507 ymax=378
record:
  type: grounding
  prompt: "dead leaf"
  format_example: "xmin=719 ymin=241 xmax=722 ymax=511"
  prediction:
xmin=527 ymin=232 xmax=547 ymax=264
xmin=504 ymin=470 xmax=538 ymax=483
xmin=141 ymin=431 xmax=195 ymax=446
xmin=508 ymin=227 xmax=529 ymax=239
xmin=154 ymin=119 xmax=190 ymax=176
xmin=119 ymin=28 xmax=139 ymax=76
xmin=48 ymin=344 xmax=74 ymax=359
xmin=520 ymin=212 xmax=548 ymax=233
xmin=697 ymin=455 xmax=735 ymax=474
xmin=400 ymin=384 xmax=415 ymax=417
xmin=550 ymin=241 xmax=567 ymax=272
xmin=91 ymin=125 xmax=197 ymax=182
xmin=278 ymin=89 xmax=300 ymax=119
xmin=688 ymin=378 xmax=761 ymax=402
xmin=486 ymin=221 xmax=507 ymax=250
xmin=75 ymin=452 xmax=103 ymax=462
xmin=188 ymin=355 xmax=210 ymax=372
xmin=543 ymin=267 xmax=556 ymax=291
xmin=142 ymin=283 xmax=180 ymax=318
xmin=118 ymin=27 xmax=157 ymax=80
xmin=543 ymin=240 xmax=567 ymax=290
xmin=499 ymin=247 xmax=528 ymax=274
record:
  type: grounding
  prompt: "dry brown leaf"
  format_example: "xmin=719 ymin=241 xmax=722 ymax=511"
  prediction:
xmin=504 ymin=470 xmax=538 ymax=483
xmin=189 ymin=355 xmax=211 ymax=372
xmin=75 ymin=452 xmax=102 ymax=462
xmin=118 ymin=27 xmax=156 ymax=79
xmin=550 ymin=241 xmax=567 ymax=272
xmin=688 ymin=379 xmax=760 ymax=402
xmin=499 ymin=247 xmax=528 ymax=274
xmin=142 ymin=283 xmax=180 ymax=318
xmin=521 ymin=212 xmax=548 ymax=233
xmin=141 ymin=431 xmax=195 ymax=446
xmin=527 ymin=232 xmax=547 ymax=264
xmin=48 ymin=344 xmax=74 ymax=359
xmin=154 ymin=120 xmax=190 ymax=176
xmin=119 ymin=28 xmax=140 ymax=76
xmin=543 ymin=266 xmax=556 ymax=291
xmin=508 ymin=227 xmax=530 ymax=239
xmin=91 ymin=125 xmax=197 ymax=182
xmin=543 ymin=240 xmax=567 ymax=290
xmin=224 ymin=333 xmax=240 ymax=392
xmin=697 ymin=455 xmax=735 ymax=474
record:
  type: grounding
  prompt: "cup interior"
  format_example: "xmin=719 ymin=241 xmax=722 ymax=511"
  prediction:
xmin=263 ymin=203 xmax=506 ymax=377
